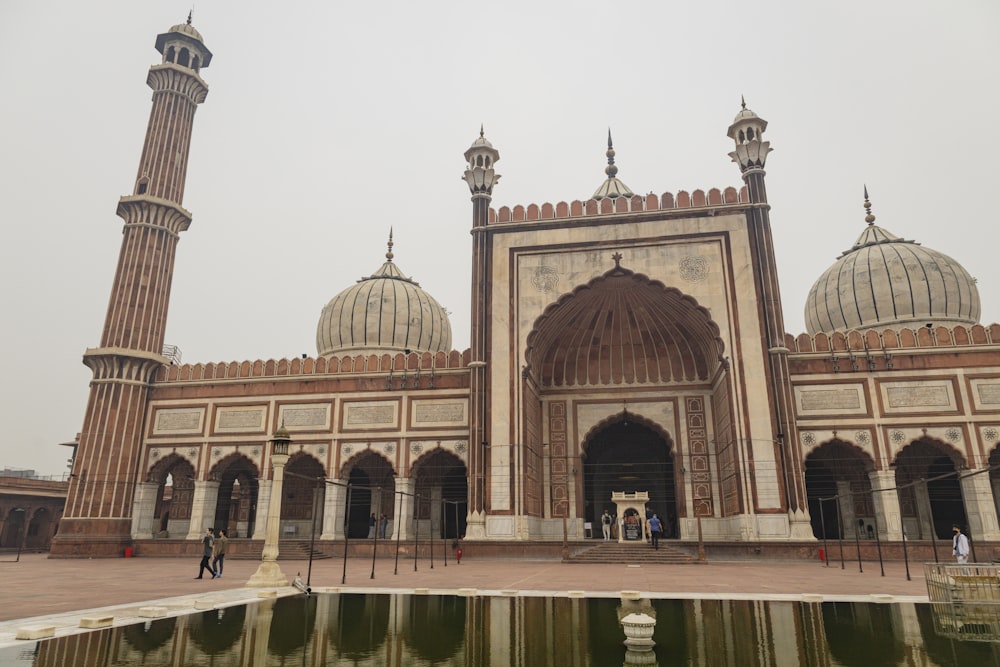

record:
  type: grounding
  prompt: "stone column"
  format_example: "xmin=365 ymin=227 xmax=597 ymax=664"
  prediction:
xmin=321 ymin=481 xmax=346 ymax=541
xmin=960 ymin=468 xmax=1000 ymax=541
xmin=185 ymin=480 xmax=220 ymax=539
xmin=868 ymin=470 xmax=903 ymax=541
xmin=130 ymin=481 xmax=160 ymax=539
xmin=255 ymin=479 xmax=272 ymax=543
xmin=913 ymin=480 xmax=935 ymax=539
xmin=430 ymin=486 xmax=443 ymax=539
xmin=396 ymin=477 xmax=414 ymax=540
xmin=835 ymin=481 xmax=856 ymax=539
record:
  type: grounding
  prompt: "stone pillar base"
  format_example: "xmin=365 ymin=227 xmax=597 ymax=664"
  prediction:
xmin=464 ymin=511 xmax=486 ymax=539
xmin=246 ymin=560 xmax=289 ymax=588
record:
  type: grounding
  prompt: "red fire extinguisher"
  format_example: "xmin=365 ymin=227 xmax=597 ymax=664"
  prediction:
xmin=453 ymin=538 xmax=463 ymax=564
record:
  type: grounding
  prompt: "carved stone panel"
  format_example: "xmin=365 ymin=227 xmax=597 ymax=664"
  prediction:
xmin=152 ymin=407 xmax=205 ymax=435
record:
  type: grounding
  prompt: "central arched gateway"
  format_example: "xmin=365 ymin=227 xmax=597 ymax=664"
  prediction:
xmin=582 ymin=414 xmax=678 ymax=538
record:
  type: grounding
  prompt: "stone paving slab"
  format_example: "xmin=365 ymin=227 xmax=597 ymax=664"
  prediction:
xmin=0 ymin=552 xmax=931 ymax=649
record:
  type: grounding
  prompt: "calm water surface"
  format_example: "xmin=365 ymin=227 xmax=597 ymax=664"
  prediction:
xmin=3 ymin=593 xmax=998 ymax=666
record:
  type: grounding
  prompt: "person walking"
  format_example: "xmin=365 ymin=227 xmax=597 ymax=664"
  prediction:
xmin=952 ymin=524 xmax=970 ymax=564
xmin=368 ymin=513 xmax=377 ymax=539
xmin=601 ymin=510 xmax=612 ymax=540
xmin=211 ymin=528 xmax=229 ymax=578
xmin=648 ymin=513 xmax=663 ymax=550
xmin=195 ymin=527 xmax=217 ymax=579
xmin=378 ymin=513 xmax=388 ymax=539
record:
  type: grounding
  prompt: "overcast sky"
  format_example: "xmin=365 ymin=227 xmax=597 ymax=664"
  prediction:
xmin=1 ymin=1 xmax=998 ymax=476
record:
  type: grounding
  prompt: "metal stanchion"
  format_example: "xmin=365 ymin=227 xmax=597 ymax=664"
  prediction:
xmin=370 ymin=487 xmax=380 ymax=580
xmin=819 ymin=498 xmax=830 ymax=568
xmin=394 ymin=489 xmax=403 ymax=575
xmin=873 ymin=517 xmax=885 ymax=577
xmin=413 ymin=494 xmax=420 ymax=572
xmin=341 ymin=483 xmax=352 ymax=585
xmin=854 ymin=518 xmax=864 ymax=573
xmin=306 ymin=477 xmax=321 ymax=587
xmin=835 ymin=498 xmax=846 ymax=570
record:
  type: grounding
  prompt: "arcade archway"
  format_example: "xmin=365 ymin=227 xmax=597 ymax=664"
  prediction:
xmin=341 ymin=451 xmax=395 ymax=539
xmin=582 ymin=415 xmax=678 ymax=537
xmin=805 ymin=440 xmax=875 ymax=540
xmin=894 ymin=437 xmax=967 ymax=539
xmin=210 ymin=454 xmax=259 ymax=539
xmin=412 ymin=449 xmax=468 ymax=539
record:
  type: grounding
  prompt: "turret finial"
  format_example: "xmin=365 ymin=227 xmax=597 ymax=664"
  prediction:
xmin=187 ymin=10 xmax=193 ymax=25
xmin=386 ymin=228 xmax=394 ymax=261
xmin=741 ymin=95 xmax=746 ymax=110
xmin=480 ymin=124 xmax=484 ymax=139
xmin=863 ymin=186 xmax=876 ymax=225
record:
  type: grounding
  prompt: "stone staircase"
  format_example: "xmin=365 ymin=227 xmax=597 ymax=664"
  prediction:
xmin=567 ymin=540 xmax=700 ymax=565
xmin=228 ymin=539 xmax=333 ymax=561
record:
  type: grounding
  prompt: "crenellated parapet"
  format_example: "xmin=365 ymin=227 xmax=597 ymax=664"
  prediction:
xmin=785 ymin=323 xmax=1000 ymax=354
xmin=155 ymin=349 xmax=473 ymax=382
xmin=490 ymin=187 xmax=749 ymax=224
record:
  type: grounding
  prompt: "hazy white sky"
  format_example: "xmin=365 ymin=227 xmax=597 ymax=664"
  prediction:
xmin=1 ymin=1 xmax=998 ymax=476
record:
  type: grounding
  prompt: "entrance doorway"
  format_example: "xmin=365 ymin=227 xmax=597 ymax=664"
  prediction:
xmin=583 ymin=418 xmax=677 ymax=537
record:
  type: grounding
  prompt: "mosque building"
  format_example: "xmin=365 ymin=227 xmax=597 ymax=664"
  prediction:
xmin=50 ymin=18 xmax=1000 ymax=558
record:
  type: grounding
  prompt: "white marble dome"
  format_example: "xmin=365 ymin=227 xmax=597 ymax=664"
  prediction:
xmin=804 ymin=210 xmax=980 ymax=334
xmin=316 ymin=241 xmax=452 ymax=358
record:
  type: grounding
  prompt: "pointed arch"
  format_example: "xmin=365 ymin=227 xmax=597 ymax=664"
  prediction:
xmin=581 ymin=412 xmax=679 ymax=537
xmin=209 ymin=453 xmax=259 ymax=539
xmin=893 ymin=436 xmax=967 ymax=539
xmin=339 ymin=449 xmax=396 ymax=538
xmin=411 ymin=448 xmax=468 ymax=539
xmin=525 ymin=264 xmax=725 ymax=387
xmin=804 ymin=439 xmax=876 ymax=539
xmin=147 ymin=454 xmax=195 ymax=532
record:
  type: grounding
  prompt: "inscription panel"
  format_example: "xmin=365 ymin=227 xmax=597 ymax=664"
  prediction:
xmin=215 ymin=407 xmax=266 ymax=433
xmin=413 ymin=400 xmax=467 ymax=427
xmin=152 ymin=408 xmax=204 ymax=435
xmin=971 ymin=380 xmax=1000 ymax=411
xmin=279 ymin=404 xmax=330 ymax=430
xmin=794 ymin=385 xmax=867 ymax=416
xmin=880 ymin=380 xmax=957 ymax=414
xmin=344 ymin=402 xmax=398 ymax=429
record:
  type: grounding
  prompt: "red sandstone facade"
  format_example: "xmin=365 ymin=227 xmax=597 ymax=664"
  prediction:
xmin=53 ymin=20 xmax=1000 ymax=558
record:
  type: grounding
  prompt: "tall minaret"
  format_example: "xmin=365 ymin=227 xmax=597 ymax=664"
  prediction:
xmin=51 ymin=17 xmax=211 ymax=556
xmin=727 ymin=100 xmax=811 ymax=538
xmin=463 ymin=127 xmax=499 ymax=539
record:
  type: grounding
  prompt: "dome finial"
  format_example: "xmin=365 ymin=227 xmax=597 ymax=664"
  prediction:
xmin=605 ymin=128 xmax=618 ymax=178
xmin=386 ymin=228 xmax=394 ymax=262
xmin=863 ymin=185 xmax=876 ymax=225
xmin=187 ymin=9 xmax=193 ymax=25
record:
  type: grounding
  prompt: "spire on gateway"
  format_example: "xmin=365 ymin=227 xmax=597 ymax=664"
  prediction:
xmin=592 ymin=129 xmax=634 ymax=201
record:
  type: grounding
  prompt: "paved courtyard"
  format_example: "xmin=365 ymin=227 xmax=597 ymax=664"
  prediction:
xmin=0 ymin=551 xmax=930 ymax=644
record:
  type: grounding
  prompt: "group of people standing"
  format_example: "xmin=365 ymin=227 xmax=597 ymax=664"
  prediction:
xmin=600 ymin=508 xmax=672 ymax=549
xmin=367 ymin=513 xmax=389 ymax=539
xmin=195 ymin=527 xmax=229 ymax=579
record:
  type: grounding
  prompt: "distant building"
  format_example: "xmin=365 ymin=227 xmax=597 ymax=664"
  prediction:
xmin=52 ymin=18 xmax=1000 ymax=557
xmin=0 ymin=469 xmax=67 ymax=551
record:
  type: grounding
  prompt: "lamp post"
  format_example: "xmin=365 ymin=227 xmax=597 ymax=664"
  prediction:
xmin=247 ymin=424 xmax=291 ymax=587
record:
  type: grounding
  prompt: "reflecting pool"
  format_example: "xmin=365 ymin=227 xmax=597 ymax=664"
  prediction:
xmin=4 ymin=593 xmax=999 ymax=666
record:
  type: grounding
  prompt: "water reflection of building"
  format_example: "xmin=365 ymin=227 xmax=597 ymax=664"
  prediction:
xmin=27 ymin=594 xmax=1000 ymax=666
xmin=52 ymin=15 xmax=1000 ymax=558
